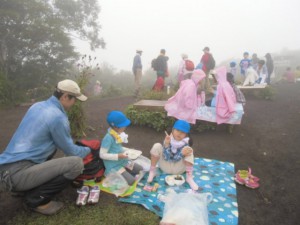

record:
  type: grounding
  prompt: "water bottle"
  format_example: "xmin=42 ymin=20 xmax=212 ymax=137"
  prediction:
xmin=167 ymin=85 xmax=170 ymax=95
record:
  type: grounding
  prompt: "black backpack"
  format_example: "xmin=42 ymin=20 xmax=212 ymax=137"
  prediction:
xmin=73 ymin=139 xmax=105 ymax=187
xmin=151 ymin=58 xmax=158 ymax=71
xmin=207 ymin=54 xmax=216 ymax=70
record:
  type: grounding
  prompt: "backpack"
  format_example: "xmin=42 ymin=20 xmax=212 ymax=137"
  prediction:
xmin=151 ymin=58 xmax=158 ymax=71
xmin=207 ymin=54 xmax=216 ymax=70
xmin=73 ymin=139 xmax=105 ymax=187
xmin=185 ymin=59 xmax=195 ymax=71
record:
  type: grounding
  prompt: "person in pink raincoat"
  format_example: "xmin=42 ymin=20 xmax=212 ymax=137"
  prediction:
xmin=164 ymin=69 xmax=206 ymax=124
xmin=206 ymin=66 xmax=237 ymax=124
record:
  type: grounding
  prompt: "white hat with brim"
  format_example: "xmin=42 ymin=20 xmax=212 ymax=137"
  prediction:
xmin=57 ymin=79 xmax=87 ymax=101
xmin=136 ymin=49 xmax=143 ymax=53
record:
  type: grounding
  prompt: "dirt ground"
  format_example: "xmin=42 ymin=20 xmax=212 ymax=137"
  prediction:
xmin=0 ymin=82 xmax=299 ymax=225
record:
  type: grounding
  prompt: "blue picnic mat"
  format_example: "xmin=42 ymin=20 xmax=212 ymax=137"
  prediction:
xmin=119 ymin=157 xmax=238 ymax=225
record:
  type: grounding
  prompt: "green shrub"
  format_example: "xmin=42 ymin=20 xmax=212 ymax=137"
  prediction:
xmin=68 ymin=55 xmax=96 ymax=138
xmin=141 ymin=90 xmax=174 ymax=100
xmin=101 ymin=84 xmax=123 ymax=97
xmin=125 ymin=105 xmax=175 ymax=131
xmin=125 ymin=105 xmax=217 ymax=132
xmin=257 ymin=86 xmax=276 ymax=100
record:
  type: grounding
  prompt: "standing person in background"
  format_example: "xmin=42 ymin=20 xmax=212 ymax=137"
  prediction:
xmin=200 ymin=46 xmax=215 ymax=94
xmin=282 ymin=67 xmax=295 ymax=83
xmin=0 ymin=79 xmax=90 ymax=215
xmin=229 ymin=61 xmax=237 ymax=80
xmin=239 ymin=52 xmax=251 ymax=77
xmin=132 ymin=49 xmax=143 ymax=97
xmin=155 ymin=49 xmax=169 ymax=80
xmin=177 ymin=53 xmax=194 ymax=83
xmin=295 ymin=66 xmax=300 ymax=82
xmin=251 ymin=53 xmax=259 ymax=70
xmin=152 ymin=49 xmax=169 ymax=91
xmin=265 ymin=53 xmax=274 ymax=85
xmin=94 ymin=80 xmax=102 ymax=96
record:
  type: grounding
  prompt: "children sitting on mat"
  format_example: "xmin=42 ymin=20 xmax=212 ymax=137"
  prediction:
xmin=147 ymin=120 xmax=199 ymax=191
xmin=100 ymin=111 xmax=143 ymax=185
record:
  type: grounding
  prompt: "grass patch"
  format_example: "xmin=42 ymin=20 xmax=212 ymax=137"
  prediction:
xmin=8 ymin=199 xmax=160 ymax=225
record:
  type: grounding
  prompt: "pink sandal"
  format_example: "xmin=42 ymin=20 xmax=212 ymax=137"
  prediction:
xmin=245 ymin=177 xmax=260 ymax=189
xmin=235 ymin=168 xmax=260 ymax=189
xmin=248 ymin=168 xmax=260 ymax=182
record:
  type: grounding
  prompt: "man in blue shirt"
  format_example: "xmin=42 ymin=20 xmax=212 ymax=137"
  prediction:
xmin=0 ymin=79 xmax=91 ymax=215
xmin=132 ymin=49 xmax=143 ymax=97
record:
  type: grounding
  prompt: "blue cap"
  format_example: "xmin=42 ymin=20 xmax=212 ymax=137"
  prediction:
xmin=107 ymin=111 xmax=131 ymax=128
xmin=173 ymin=120 xmax=190 ymax=133
xmin=230 ymin=61 xmax=236 ymax=67
xmin=243 ymin=52 xmax=249 ymax=55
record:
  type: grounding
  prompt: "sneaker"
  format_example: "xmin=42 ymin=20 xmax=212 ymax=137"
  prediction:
xmin=76 ymin=186 xmax=89 ymax=206
xmin=32 ymin=201 xmax=65 ymax=215
xmin=87 ymin=186 xmax=100 ymax=204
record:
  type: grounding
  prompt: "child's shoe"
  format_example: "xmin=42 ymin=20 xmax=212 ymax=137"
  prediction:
xmin=76 ymin=186 xmax=89 ymax=206
xmin=234 ymin=170 xmax=248 ymax=185
xmin=248 ymin=167 xmax=260 ymax=182
xmin=87 ymin=186 xmax=100 ymax=204
xmin=245 ymin=178 xmax=260 ymax=189
xmin=235 ymin=169 xmax=260 ymax=189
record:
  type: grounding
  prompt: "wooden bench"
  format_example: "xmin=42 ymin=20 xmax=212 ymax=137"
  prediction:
xmin=133 ymin=100 xmax=167 ymax=111
xmin=237 ymin=84 xmax=267 ymax=90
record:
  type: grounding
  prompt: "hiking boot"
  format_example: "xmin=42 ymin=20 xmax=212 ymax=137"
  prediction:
xmin=31 ymin=201 xmax=65 ymax=216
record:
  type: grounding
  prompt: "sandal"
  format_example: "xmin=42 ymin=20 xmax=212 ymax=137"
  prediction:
xmin=248 ymin=167 xmax=260 ymax=182
xmin=87 ymin=186 xmax=100 ymax=204
xmin=245 ymin=177 xmax=260 ymax=189
xmin=234 ymin=170 xmax=248 ymax=185
xmin=235 ymin=169 xmax=260 ymax=189
xmin=76 ymin=186 xmax=89 ymax=206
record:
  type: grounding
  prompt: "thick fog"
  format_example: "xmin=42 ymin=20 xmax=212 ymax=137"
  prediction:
xmin=75 ymin=0 xmax=300 ymax=71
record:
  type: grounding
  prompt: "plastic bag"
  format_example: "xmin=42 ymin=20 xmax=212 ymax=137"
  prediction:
xmin=133 ymin=155 xmax=151 ymax=171
xmin=160 ymin=192 xmax=213 ymax=225
xmin=102 ymin=171 xmax=129 ymax=197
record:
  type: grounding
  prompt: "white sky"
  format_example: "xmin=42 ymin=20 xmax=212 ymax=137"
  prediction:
xmin=75 ymin=0 xmax=300 ymax=71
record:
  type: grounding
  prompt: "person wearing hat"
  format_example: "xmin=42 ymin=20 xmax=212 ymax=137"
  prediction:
xmin=165 ymin=69 xmax=206 ymax=124
xmin=147 ymin=120 xmax=199 ymax=191
xmin=0 ymin=79 xmax=90 ymax=215
xmin=94 ymin=80 xmax=102 ymax=96
xmin=200 ymin=46 xmax=215 ymax=94
xmin=100 ymin=111 xmax=143 ymax=186
xmin=177 ymin=53 xmax=194 ymax=82
xmin=239 ymin=52 xmax=251 ymax=77
xmin=132 ymin=49 xmax=143 ymax=97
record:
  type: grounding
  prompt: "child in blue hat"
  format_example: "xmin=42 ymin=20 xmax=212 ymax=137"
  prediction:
xmin=147 ymin=120 xmax=199 ymax=190
xmin=100 ymin=111 xmax=143 ymax=185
